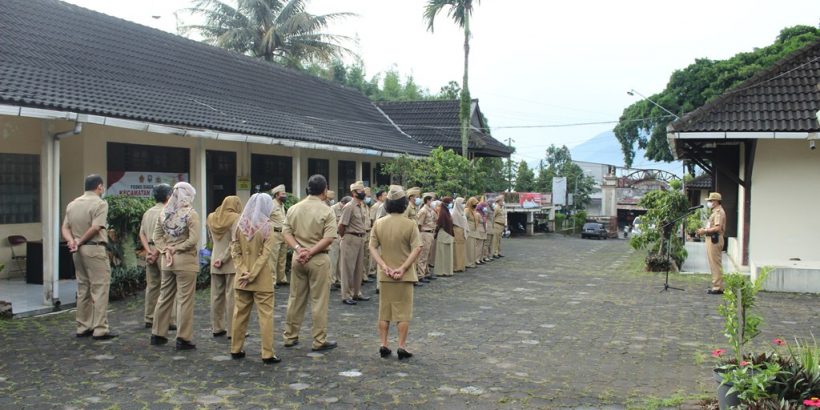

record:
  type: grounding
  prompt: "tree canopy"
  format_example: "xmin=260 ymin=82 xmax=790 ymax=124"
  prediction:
xmin=534 ymin=145 xmax=596 ymax=211
xmin=514 ymin=160 xmax=535 ymax=192
xmin=614 ymin=25 xmax=820 ymax=168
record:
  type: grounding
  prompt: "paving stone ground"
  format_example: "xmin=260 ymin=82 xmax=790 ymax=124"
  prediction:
xmin=0 ymin=234 xmax=818 ymax=409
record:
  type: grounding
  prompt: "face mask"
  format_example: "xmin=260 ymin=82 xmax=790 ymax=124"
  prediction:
xmin=355 ymin=191 xmax=366 ymax=200
xmin=448 ymin=204 xmax=453 ymax=210
xmin=415 ymin=198 xmax=422 ymax=207
xmin=706 ymin=201 xmax=714 ymax=209
xmin=365 ymin=197 xmax=372 ymax=205
xmin=491 ymin=204 xmax=497 ymax=210
xmin=328 ymin=199 xmax=336 ymax=205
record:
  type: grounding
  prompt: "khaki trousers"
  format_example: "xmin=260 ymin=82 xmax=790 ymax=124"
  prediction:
xmin=466 ymin=237 xmax=478 ymax=268
xmin=483 ymin=233 xmax=493 ymax=259
xmin=231 ymin=289 xmax=275 ymax=359
xmin=73 ymin=245 xmax=111 ymax=336
xmin=340 ymin=234 xmax=366 ymax=300
xmin=428 ymin=237 xmax=437 ymax=268
xmin=474 ymin=238 xmax=484 ymax=264
xmin=152 ymin=269 xmax=197 ymax=341
xmin=329 ymin=238 xmax=341 ymax=284
xmin=210 ymin=273 xmax=235 ymax=333
xmin=707 ymin=236 xmax=725 ymax=290
xmin=492 ymin=225 xmax=504 ymax=256
xmin=271 ymin=231 xmax=288 ymax=283
xmin=453 ymin=227 xmax=466 ymax=272
xmin=283 ymin=253 xmax=331 ymax=349
xmin=363 ymin=231 xmax=372 ymax=278
xmin=417 ymin=232 xmax=434 ymax=278
xmin=145 ymin=260 xmax=177 ymax=326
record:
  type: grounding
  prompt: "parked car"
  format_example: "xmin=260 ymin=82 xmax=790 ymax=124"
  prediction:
xmin=581 ymin=222 xmax=608 ymax=239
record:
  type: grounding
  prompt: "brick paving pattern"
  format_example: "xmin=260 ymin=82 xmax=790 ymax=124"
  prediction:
xmin=0 ymin=235 xmax=817 ymax=409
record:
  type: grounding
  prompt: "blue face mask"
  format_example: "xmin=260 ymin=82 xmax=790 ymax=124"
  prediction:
xmin=415 ymin=198 xmax=422 ymax=207
xmin=365 ymin=197 xmax=372 ymax=205
xmin=448 ymin=203 xmax=453 ymax=210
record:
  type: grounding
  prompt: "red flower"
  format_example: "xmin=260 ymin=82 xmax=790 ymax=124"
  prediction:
xmin=711 ymin=349 xmax=727 ymax=358
xmin=740 ymin=361 xmax=750 ymax=366
xmin=804 ymin=397 xmax=820 ymax=407
xmin=772 ymin=338 xmax=786 ymax=346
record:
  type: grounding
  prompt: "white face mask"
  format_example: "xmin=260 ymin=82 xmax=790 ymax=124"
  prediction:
xmin=706 ymin=201 xmax=714 ymax=209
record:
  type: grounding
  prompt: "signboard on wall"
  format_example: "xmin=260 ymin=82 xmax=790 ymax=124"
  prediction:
xmin=108 ymin=171 xmax=188 ymax=197
xmin=518 ymin=192 xmax=543 ymax=208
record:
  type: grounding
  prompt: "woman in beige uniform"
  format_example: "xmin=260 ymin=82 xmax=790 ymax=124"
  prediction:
xmin=433 ymin=197 xmax=454 ymax=277
xmin=207 ymin=195 xmax=242 ymax=338
xmin=229 ymin=193 xmax=280 ymax=364
xmin=465 ymin=197 xmax=480 ymax=269
xmin=451 ymin=197 xmax=468 ymax=273
xmin=369 ymin=185 xmax=423 ymax=360
xmin=475 ymin=202 xmax=489 ymax=266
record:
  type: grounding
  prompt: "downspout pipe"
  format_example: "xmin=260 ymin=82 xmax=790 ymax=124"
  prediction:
xmin=48 ymin=122 xmax=82 ymax=307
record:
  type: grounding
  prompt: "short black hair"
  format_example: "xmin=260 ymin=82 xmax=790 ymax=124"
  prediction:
xmin=84 ymin=174 xmax=104 ymax=191
xmin=384 ymin=197 xmax=408 ymax=214
xmin=152 ymin=183 xmax=172 ymax=203
xmin=375 ymin=190 xmax=385 ymax=200
xmin=307 ymin=174 xmax=327 ymax=196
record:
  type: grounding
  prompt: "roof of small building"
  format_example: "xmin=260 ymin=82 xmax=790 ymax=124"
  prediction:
xmin=669 ymin=39 xmax=820 ymax=134
xmin=0 ymin=0 xmax=430 ymax=156
xmin=686 ymin=174 xmax=712 ymax=190
xmin=376 ymin=100 xmax=513 ymax=157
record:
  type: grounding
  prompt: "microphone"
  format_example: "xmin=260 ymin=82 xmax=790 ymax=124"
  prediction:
xmin=688 ymin=204 xmax=704 ymax=211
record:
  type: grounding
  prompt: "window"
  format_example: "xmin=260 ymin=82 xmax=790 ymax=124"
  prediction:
xmin=337 ymin=160 xmax=356 ymax=195
xmin=251 ymin=154 xmax=292 ymax=194
xmin=308 ymin=158 xmax=330 ymax=182
xmin=0 ymin=154 xmax=40 ymax=224
xmin=107 ymin=142 xmax=189 ymax=174
xmin=374 ymin=162 xmax=391 ymax=187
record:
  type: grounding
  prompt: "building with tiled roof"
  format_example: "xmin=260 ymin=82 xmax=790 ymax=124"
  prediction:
xmin=667 ymin=39 xmax=820 ymax=292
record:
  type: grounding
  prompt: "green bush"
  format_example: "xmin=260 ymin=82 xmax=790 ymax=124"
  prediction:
xmin=109 ymin=265 xmax=146 ymax=301
xmin=629 ymin=187 xmax=689 ymax=271
xmin=105 ymin=195 xmax=155 ymax=268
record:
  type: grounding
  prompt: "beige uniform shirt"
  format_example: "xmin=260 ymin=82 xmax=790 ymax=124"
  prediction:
xmin=417 ymin=204 xmax=437 ymax=233
xmin=340 ymin=200 xmax=367 ymax=235
xmin=466 ymin=209 xmax=483 ymax=239
xmin=283 ymin=195 xmax=337 ymax=249
xmin=230 ymin=223 xmax=275 ymax=292
xmin=269 ymin=200 xmax=285 ymax=230
xmin=139 ymin=203 xmax=163 ymax=252
xmin=708 ymin=206 xmax=726 ymax=237
xmin=493 ymin=204 xmax=507 ymax=229
xmin=63 ymin=191 xmax=109 ymax=244
xmin=370 ymin=214 xmax=422 ymax=283
xmin=403 ymin=203 xmax=417 ymax=221
xmin=209 ymin=220 xmax=238 ymax=274
xmin=375 ymin=202 xmax=388 ymax=220
xmin=152 ymin=210 xmax=201 ymax=272
xmin=369 ymin=201 xmax=383 ymax=222
xmin=331 ymin=202 xmax=344 ymax=225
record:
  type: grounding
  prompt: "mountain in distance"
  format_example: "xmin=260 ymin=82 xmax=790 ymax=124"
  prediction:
xmin=570 ymin=131 xmax=682 ymax=176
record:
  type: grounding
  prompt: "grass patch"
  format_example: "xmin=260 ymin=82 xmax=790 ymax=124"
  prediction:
xmin=627 ymin=391 xmax=711 ymax=410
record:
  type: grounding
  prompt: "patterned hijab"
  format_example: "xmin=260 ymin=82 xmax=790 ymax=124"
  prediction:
xmin=236 ymin=193 xmax=274 ymax=241
xmin=162 ymin=182 xmax=196 ymax=238
xmin=207 ymin=196 xmax=243 ymax=241
xmin=476 ymin=202 xmax=488 ymax=224
xmin=451 ymin=197 xmax=467 ymax=229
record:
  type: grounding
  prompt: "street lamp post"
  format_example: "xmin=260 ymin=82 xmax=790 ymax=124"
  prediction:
xmin=627 ymin=89 xmax=679 ymax=120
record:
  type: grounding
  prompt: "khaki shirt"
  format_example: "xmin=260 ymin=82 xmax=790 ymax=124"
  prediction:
xmin=417 ymin=204 xmax=437 ymax=232
xmin=370 ymin=214 xmax=422 ymax=283
xmin=331 ymin=202 xmax=344 ymax=224
xmin=269 ymin=199 xmax=286 ymax=229
xmin=209 ymin=220 xmax=238 ymax=274
xmin=139 ymin=203 xmax=163 ymax=251
xmin=369 ymin=201 xmax=383 ymax=222
xmin=63 ymin=191 xmax=109 ymax=244
xmin=283 ymin=196 xmax=337 ymax=249
xmin=375 ymin=202 xmax=388 ymax=220
xmin=340 ymin=200 xmax=368 ymax=235
xmin=466 ymin=209 xmax=483 ymax=239
xmin=708 ymin=205 xmax=726 ymax=236
xmin=152 ymin=210 xmax=201 ymax=272
xmin=403 ymin=202 xmax=417 ymax=221
xmin=493 ymin=204 xmax=507 ymax=229
xmin=230 ymin=224 xmax=275 ymax=292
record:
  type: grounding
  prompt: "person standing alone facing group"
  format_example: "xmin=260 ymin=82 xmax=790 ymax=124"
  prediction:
xmin=206 ymin=195 xmax=242 ymax=338
xmin=697 ymin=192 xmax=726 ymax=295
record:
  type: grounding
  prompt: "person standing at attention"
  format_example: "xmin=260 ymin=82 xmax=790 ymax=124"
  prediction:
xmin=139 ymin=183 xmax=176 ymax=331
xmin=282 ymin=174 xmax=338 ymax=352
xmin=338 ymin=181 xmax=370 ymax=305
xmin=451 ymin=197 xmax=468 ymax=273
xmin=269 ymin=185 xmax=289 ymax=288
xmin=697 ymin=192 xmax=727 ymax=295
xmin=329 ymin=195 xmax=350 ymax=291
xmin=465 ymin=197 xmax=481 ymax=268
xmin=62 ymin=174 xmax=117 ymax=340
xmin=207 ymin=195 xmax=242 ymax=338
xmin=492 ymin=195 xmax=507 ymax=258
xmin=416 ymin=193 xmax=437 ymax=282
xmin=434 ymin=197 xmax=455 ymax=277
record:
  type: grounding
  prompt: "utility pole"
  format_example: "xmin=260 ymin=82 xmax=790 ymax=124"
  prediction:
xmin=505 ymin=138 xmax=514 ymax=192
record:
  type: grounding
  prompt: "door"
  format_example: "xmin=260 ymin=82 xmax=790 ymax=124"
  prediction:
xmin=206 ymin=150 xmax=237 ymax=213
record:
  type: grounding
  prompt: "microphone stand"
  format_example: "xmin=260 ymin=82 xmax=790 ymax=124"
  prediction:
xmin=658 ymin=207 xmax=701 ymax=292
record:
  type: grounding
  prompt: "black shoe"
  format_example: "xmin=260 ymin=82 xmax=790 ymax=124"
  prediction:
xmin=76 ymin=329 xmax=93 ymax=338
xmin=150 ymin=335 xmax=168 ymax=345
xmin=284 ymin=340 xmax=299 ymax=348
xmin=276 ymin=281 xmax=289 ymax=286
xmin=376 ymin=288 xmax=380 ymax=294
xmin=175 ymin=338 xmax=196 ymax=350
xmin=92 ymin=332 xmax=118 ymax=341
xmin=476 ymin=261 xmax=484 ymax=265
xmin=354 ymin=295 xmax=371 ymax=301
xmin=342 ymin=299 xmax=357 ymax=305
xmin=397 ymin=348 xmax=413 ymax=360
xmin=169 ymin=324 xmax=177 ymax=331
xmin=497 ymin=254 xmax=505 ymax=258
xmin=413 ymin=282 xmax=423 ymax=287
xmin=379 ymin=346 xmax=392 ymax=358
xmin=144 ymin=323 xmax=152 ymax=329
xmin=274 ymin=284 xmax=280 ymax=289
xmin=362 ymin=278 xmax=374 ymax=283
xmin=332 ymin=282 xmax=341 ymax=289
xmin=263 ymin=355 xmax=282 ymax=364
xmin=427 ymin=275 xmax=438 ymax=280
xmin=707 ymin=289 xmax=724 ymax=295
xmin=312 ymin=341 xmax=337 ymax=352
xmin=231 ymin=351 xmax=246 ymax=359
xmin=213 ymin=330 xmax=227 ymax=337
xmin=419 ymin=277 xmax=430 ymax=283
xmin=330 ymin=286 xmax=339 ymax=292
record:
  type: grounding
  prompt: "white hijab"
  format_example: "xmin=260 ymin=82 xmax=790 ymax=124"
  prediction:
xmin=452 ymin=197 xmax=468 ymax=230
xmin=162 ymin=182 xmax=196 ymax=238
xmin=236 ymin=193 xmax=274 ymax=241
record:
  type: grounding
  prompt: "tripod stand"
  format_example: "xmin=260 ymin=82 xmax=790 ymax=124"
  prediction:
xmin=658 ymin=208 xmax=699 ymax=292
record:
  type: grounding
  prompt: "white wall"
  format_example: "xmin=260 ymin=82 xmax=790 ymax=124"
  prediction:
xmin=749 ymin=139 xmax=820 ymax=264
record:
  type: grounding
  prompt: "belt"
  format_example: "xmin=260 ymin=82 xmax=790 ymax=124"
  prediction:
xmin=315 ymin=250 xmax=329 ymax=254
xmin=147 ymin=241 xmax=155 ymax=245
xmin=346 ymin=232 xmax=365 ymax=237
xmin=82 ymin=241 xmax=107 ymax=246
xmin=421 ymin=230 xmax=434 ymax=233
xmin=273 ymin=227 xmax=282 ymax=233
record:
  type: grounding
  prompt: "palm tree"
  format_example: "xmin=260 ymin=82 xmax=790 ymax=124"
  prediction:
xmin=424 ymin=0 xmax=479 ymax=158
xmin=180 ymin=0 xmax=355 ymax=68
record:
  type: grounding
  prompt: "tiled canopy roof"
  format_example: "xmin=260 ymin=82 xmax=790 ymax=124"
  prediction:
xmin=376 ymin=100 xmax=513 ymax=157
xmin=0 ymin=0 xmax=430 ymax=156
xmin=686 ymin=173 xmax=712 ymax=190
xmin=669 ymin=39 xmax=820 ymax=134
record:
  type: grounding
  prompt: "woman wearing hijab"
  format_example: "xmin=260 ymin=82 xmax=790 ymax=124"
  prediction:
xmin=465 ymin=197 xmax=481 ymax=269
xmin=369 ymin=185 xmax=423 ymax=360
xmin=150 ymin=182 xmax=200 ymax=350
xmin=451 ymin=197 xmax=468 ymax=273
xmin=475 ymin=202 xmax=490 ymax=266
xmin=229 ymin=193 xmax=280 ymax=364
xmin=207 ymin=196 xmax=242 ymax=338
xmin=434 ymin=197 xmax=455 ymax=277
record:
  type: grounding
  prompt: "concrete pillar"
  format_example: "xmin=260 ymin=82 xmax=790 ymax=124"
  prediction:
xmin=293 ymin=148 xmax=303 ymax=198
xmin=355 ymin=159 xmax=362 ymax=182
xmin=197 ymin=139 xmax=207 ymax=247
xmin=601 ymin=175 xmax=619 ymax=218
xmin=41 ymin=127 xmax=58 ymax=306
xmin=526 ymin=211 xmax=535 ymax=236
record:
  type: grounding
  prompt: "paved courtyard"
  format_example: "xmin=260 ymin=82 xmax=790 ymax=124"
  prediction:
xmin=0 ymin=235 xmax=818 ymax=409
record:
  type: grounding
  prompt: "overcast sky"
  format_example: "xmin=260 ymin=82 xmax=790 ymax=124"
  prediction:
xmin=65 ymin=0 xmax=819 ymax=166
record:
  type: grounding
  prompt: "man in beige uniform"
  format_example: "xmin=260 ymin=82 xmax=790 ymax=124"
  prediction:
xmin=138 ymin=184 xmax=176 ymax=330
xmin=338 ymin=181 xmax=370 ymax=305
xmin=329 ymin=195 xmax=350 ymax=290
xmin=697 ymin=192 xmax=727 ymax=294
xmin=416 ymin=192 xmax=437 ymax=282
xmin=361 ymin=187 xmax=374 ymax=284
xmin=282 ymin=174 xmax=338 ymax=352
xmin=62 ymin=174 xmax=117 ymax=340
xmin=403 ymin=187 xmax=420 ymax=221
xmin=491 ymin=195 xmax=507 ymax=258
xmin=269 ymin=185 xmax=289 ymax=287
xmin=368 ymin=189 xmax=386 ymax=277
